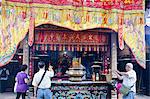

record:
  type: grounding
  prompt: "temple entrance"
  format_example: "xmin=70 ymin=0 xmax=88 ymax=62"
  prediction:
xmin=30 ymin=24 xmax=112 ymax=80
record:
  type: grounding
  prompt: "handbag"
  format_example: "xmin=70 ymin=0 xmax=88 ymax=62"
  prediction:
xmin=14 ymin=82 xmax=17 ymax=93
xmin=119 ymin=84 xmax=134 ymax=96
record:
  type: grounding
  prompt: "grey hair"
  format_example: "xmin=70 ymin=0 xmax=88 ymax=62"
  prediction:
xmin=126 ymin=63 xmax=133 ymax=69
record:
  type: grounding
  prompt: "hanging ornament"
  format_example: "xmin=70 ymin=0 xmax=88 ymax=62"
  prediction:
xmin=22 ymin=11 xmax=26 ymax=19
xmin=118 ymin=11 xmax=124 ymax=50
xmin=28 ymin=7 xmax=35 ymax=46
xmin=43 ymin=11 xmax=48 ymax=19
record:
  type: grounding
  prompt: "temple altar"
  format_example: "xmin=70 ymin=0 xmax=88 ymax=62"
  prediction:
xmin=51 ymin=81 xmax=111 ymax=99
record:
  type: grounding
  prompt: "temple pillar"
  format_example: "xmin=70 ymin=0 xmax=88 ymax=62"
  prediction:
xmin=111 ymin=33 xmax=117 ymax=78
xmin=23 ymin=37 xmax=29 ymax=73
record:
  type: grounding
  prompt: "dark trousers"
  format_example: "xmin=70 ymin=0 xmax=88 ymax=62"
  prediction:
xmin=0 ymin=80 xmax=7 ymax=93
xmin=16 ymin=92 xmax=26 ymax=99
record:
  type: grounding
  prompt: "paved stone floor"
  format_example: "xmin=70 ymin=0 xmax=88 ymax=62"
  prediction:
xmin=135 ymin=94 xmax=150 ymax=99
xmin=0 ymin=92 xmax=149 ymax=99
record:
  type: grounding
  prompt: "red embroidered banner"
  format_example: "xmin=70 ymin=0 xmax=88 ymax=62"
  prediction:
xmin=6 ymin=0 xmax=143 ymax=10
xmin=34 ymin=31 xmax=109 ymax=45
xmin=118 ymin=11 xmax=124 ymax=50
xmin=28 ymin=10 xmax=35 ymax=46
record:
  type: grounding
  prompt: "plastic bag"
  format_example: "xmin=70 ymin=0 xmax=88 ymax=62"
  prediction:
xmin=119 ymin=84 xmax=130 ymax=96
xmin=14 ymin=82 xmax=17 ymax=93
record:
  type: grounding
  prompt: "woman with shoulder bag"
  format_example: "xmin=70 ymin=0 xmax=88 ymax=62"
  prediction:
xmin=15 ymin=64 xmax=29 ymax=99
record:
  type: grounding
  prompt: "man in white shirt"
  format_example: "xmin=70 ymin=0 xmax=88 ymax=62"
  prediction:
xmin=32 ymin=61 xmax=54 ymax=99
xmin=115 ymin=63 xmax=137 ymax=99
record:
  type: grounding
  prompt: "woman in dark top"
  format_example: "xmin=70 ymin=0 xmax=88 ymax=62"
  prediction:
xmin=15 ymin=64 xmax=29 ymax=99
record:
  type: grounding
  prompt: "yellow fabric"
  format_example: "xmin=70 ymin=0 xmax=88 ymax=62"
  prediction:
xmin=0 ymin=1 xmax=145 ymax=68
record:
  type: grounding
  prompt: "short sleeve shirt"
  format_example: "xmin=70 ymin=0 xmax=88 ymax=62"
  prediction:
xmin=16 ymin=72 xmax=29 ymax=92
xmin=32 ymin=69 xmax=54 ymax=89
xmin=122 ymin=70 xmax=137 ymax=92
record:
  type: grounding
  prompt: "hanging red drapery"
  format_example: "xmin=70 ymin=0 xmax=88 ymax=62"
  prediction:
xmin=28 ymin=7 xmax=35 ymax=46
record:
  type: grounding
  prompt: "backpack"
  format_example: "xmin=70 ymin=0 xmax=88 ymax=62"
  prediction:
xmin=0 ymin=69 xmax=7 ymax=78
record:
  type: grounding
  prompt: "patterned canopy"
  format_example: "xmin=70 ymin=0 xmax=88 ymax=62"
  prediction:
xmin=0 ymin=0 xmax=145 ymax=68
